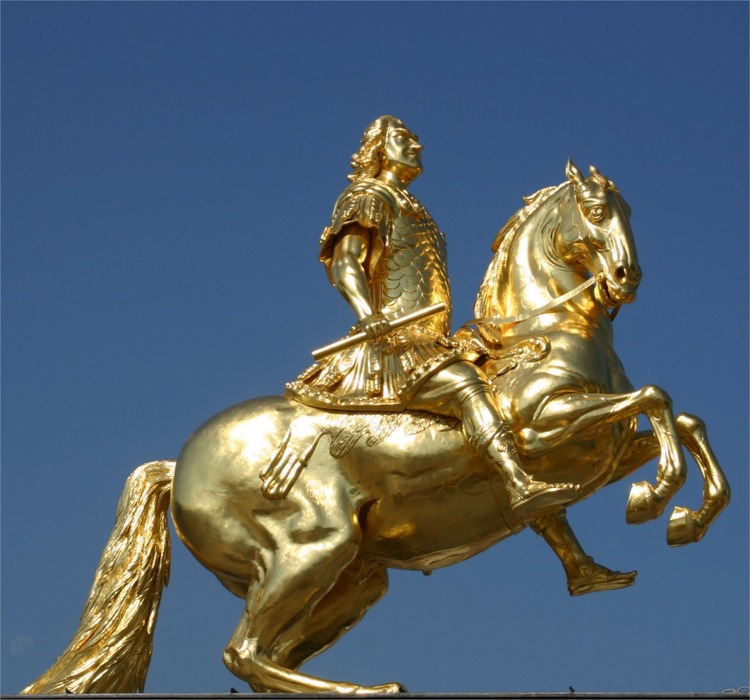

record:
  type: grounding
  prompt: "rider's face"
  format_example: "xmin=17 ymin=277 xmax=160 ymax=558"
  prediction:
xmin=381 ymin=126 xmax=423 ymax=183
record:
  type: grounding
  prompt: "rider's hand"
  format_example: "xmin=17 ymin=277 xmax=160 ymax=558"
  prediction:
xmin=357 ymin=313 xmax=392 ymax=340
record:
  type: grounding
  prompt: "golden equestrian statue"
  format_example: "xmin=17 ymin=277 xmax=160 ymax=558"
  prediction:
xmin=22 ymin=117 xmax=730 ymax=695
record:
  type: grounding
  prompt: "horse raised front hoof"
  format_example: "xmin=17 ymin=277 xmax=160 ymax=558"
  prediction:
xmin=626 ymin=480 xmax=665 ymax=524
xmin=667 ymin=506 xmax=706 ymax=546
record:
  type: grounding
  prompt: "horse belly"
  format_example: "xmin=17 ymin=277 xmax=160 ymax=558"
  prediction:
xmin=336 ymin=429 xmax=514 ymax=571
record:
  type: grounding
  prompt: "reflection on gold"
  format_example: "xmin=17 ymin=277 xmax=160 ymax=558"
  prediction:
xmin=22 ymin=119 xmax=729 ymax=695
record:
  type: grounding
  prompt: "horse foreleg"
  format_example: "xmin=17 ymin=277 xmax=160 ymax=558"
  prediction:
xmin=612 ymin=414 xmax=730 ymax=546
xmin=521 ymin=385 xmax=686 ymax=523
xmin=531 ymin=509 xmax=636 ymax=596
xmin=667 ymin=414 xmax=731 ymax=545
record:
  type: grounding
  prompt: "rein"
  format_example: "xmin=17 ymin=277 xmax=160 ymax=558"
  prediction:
xmin=462 ymin=276 xmax=619 ymax=330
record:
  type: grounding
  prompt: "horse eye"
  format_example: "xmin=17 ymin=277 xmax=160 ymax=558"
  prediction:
xmin=588 ymin=206 xmax=605 ymax=223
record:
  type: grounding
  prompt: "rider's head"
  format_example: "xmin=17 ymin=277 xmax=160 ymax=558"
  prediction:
xmin=349 ymin=115 xmax=423 ymax=186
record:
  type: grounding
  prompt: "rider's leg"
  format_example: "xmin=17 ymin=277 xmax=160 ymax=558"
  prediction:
xmin=411 ymin=361 xmax=578 ymax=519
xmin=531 ymin=509 xmax=636 ymax=596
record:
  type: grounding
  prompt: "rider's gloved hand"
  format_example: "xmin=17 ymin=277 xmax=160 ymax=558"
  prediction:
xmin=357 ymin=313 xmax=392 ymax=340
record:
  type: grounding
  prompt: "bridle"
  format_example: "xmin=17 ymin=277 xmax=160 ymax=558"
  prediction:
xmin=461 ymin=274 xmax=620 ymax=332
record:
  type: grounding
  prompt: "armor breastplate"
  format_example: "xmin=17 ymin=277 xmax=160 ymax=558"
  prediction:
xmin=375 ymin=188 xmax=452 ymax=335
xmin=288 ymin=178 xmax=478 ymax=411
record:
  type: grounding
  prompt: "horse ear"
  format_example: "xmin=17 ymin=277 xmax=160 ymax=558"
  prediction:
xmin=566 ymin=159 xmax=584 ymax=185
xmin=589 ymin=164 xmax=618 ymax=192
xmin=589 ymin=165 xmax=608 ymax=188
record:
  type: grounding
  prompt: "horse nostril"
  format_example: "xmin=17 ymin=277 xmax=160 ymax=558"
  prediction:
xmin=614 ymin=264 xmax=640 ymax=286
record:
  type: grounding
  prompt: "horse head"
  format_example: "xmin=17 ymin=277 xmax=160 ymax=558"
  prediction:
xmin=475 ymin=161 xmax=643 ymax=346
xmin=561 ymin=159 xmax=642 ymax=308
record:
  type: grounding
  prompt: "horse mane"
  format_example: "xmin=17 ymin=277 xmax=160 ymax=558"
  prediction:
xmin=490 ymin=184 xmax=561 ymax=253
xmin=474 ymin=182 xmax=568 ymax=345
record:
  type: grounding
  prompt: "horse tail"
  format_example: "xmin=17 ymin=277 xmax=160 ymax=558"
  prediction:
xmin=20 ymin=460 xmax=174 ymax=694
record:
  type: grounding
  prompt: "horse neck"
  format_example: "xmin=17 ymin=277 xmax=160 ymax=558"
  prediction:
xmin=475 ymin=185 xmax=605 ymax=344
xmin=509 ymin=215 xmax=576 ymax=310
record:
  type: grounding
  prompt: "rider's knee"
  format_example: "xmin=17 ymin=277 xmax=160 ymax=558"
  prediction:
xmin=412 ymin=361 xmax=489 ymax=415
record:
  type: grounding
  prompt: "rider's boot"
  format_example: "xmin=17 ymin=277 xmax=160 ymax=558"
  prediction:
xmin=474 ymin=422 xmax=580 ymax=520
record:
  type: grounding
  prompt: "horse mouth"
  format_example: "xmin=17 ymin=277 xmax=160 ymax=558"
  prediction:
xmin=597 ymin=277 xmax=635 ymax=307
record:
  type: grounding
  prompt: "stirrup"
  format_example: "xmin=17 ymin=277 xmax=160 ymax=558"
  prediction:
xmin=509 ymin=480 xmax=580 ymax=520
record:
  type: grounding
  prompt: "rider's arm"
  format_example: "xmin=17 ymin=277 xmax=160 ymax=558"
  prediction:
xmin=330 ymin=225 xmax=373 ymax=319
xmin=330 ymin=224 xmax=390 ymax=338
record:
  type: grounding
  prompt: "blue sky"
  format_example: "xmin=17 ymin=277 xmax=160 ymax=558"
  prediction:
xmin=2 ymin=1 xmax=748 ymax=694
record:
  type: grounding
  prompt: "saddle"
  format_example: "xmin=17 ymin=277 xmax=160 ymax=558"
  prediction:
xmin=261 ymin=336 xmax=550 ymax=499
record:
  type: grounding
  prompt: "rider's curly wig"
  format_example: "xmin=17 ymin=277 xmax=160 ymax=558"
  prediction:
xmin=348 ymin=115 xmax=406 ymax=182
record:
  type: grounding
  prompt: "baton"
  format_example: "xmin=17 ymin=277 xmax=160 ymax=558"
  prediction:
xmin=312 ymin=302 xmax=447 ymax=362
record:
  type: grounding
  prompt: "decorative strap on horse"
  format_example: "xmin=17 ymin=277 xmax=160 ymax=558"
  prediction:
xmin=462 ymin=277 xmax=597 ymax=330
xmin=260 ymin=416 xmax=324 ymax=500
xmin=260 ymin=409 xmax=461 ymax=500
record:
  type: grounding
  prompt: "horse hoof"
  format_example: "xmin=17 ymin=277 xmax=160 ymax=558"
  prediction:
xmin=363 ymin=682 xmax=408 ymax=694
xmin=626 ymin=481 xmax=664 ymax=524
xmin=667 ymin=506 xmax=705 ymax=546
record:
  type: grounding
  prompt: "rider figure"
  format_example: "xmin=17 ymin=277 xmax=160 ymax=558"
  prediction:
xmin=286 ymin=115 xmax=577 ymax=521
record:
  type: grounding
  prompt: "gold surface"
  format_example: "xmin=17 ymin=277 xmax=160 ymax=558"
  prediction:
xmin=288 ymin=117 xmax=472 ymax=411
xmin=286 ymin=116 xmax=580 ymax=533
xmin=21 ymin=462 xmax=173 ymax=694
xmin=22 ymin=121 xmax=730 ymax=695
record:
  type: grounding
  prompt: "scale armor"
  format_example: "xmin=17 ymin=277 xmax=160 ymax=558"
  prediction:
xmin=287 ymin=179 xmax=477 ymax=410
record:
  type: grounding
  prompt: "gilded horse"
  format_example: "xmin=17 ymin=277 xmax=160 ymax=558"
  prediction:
xmin=22 ymin=162 xmax=729 ymax=695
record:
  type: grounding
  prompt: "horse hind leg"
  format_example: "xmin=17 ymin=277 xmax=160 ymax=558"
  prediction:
xmin=532 ymin=510 xmax=636 ymax=596
xmin=271 ymin=558 xmax=395 ymax=680
xmin=223 ymin=522 xmax=401 ymax=694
